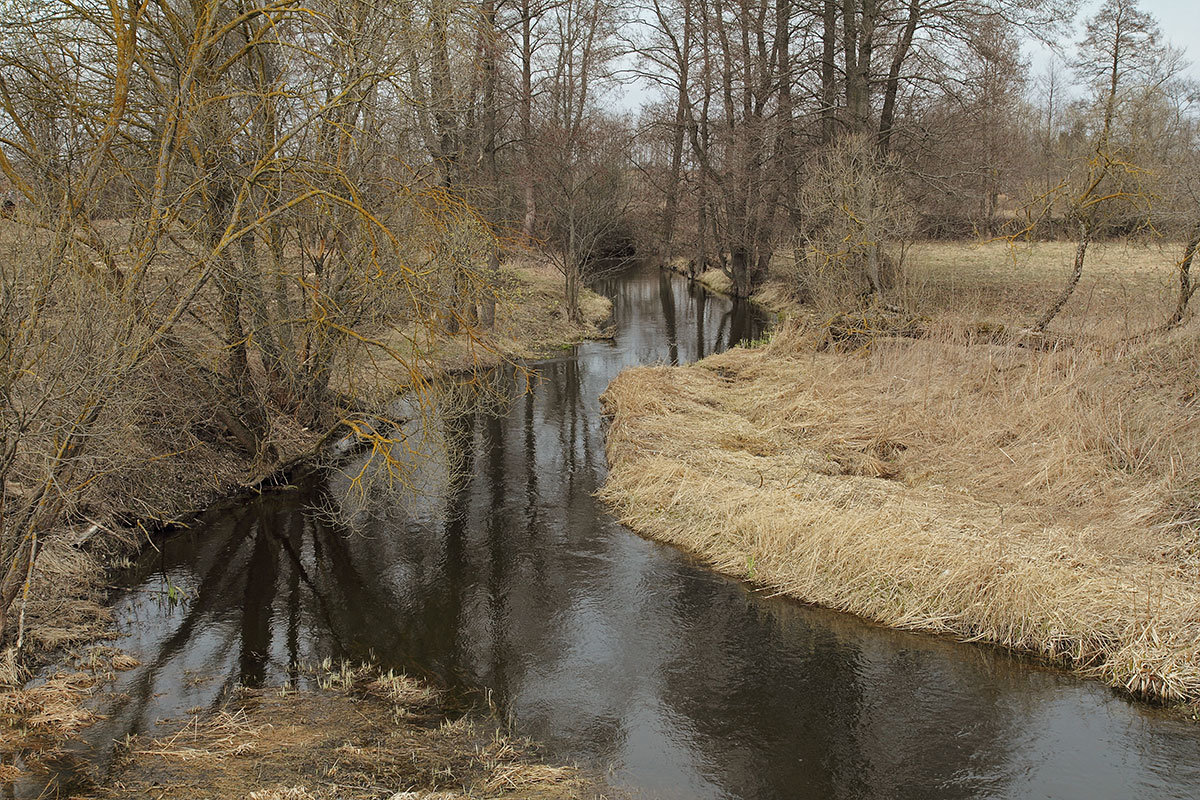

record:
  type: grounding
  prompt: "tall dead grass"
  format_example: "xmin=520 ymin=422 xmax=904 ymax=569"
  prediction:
xmin=600 ymin=318 xmax=1200 ymax=703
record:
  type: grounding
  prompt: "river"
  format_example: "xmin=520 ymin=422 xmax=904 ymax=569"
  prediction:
xmin=48 ymin=265 xmax=1200 ymax=799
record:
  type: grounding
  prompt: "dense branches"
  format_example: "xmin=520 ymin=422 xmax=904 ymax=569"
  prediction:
xmin=2 ymin=0 xmax=1200 ymax=661
xmin=0 ymin=0 xmax=509 ymax=647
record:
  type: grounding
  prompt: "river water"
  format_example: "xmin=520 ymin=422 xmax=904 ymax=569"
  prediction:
xmin=53 ymin=266 xmax=1200 ymax=798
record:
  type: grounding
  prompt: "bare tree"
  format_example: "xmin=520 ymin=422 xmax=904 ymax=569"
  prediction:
xmin=1031 ymin=0 xmax=1165 ymax=332
xmin=531 ymin=0 xmax=625 ymax=320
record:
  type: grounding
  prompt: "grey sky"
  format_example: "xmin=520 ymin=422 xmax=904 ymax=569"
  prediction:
xmin=1027 ymin=0 xmax=1200 ymax=80
xmin=1132 ymin=0 xmax=1199 ymax=64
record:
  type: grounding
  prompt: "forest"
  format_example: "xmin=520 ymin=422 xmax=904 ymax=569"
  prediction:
xmin=1 ymin=0 xmax=1200 ymax=797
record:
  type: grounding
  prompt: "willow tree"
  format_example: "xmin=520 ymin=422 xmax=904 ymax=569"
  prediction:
xmin=0 ymin=0 xmax=500 ymax=650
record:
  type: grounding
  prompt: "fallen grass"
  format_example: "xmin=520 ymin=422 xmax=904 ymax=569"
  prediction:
xmin=0 ymin=539 xmax=145 ymax=786
xmin=600 ymin=312 xmax=1200 ymax=705
xmin=85 ymin=663 xmax=614 ymax=800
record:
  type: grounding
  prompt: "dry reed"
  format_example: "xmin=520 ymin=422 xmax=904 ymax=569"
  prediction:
xmin=600 ymin=316 xmax=1200 ymax=704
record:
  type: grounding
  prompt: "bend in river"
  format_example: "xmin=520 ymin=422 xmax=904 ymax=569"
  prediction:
xmin=53 ymin=266 xmax=1200 ymax=799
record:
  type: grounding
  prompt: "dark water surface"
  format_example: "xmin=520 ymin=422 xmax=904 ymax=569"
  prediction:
xmin=59 ymin=267 xmax=1200 ymax=798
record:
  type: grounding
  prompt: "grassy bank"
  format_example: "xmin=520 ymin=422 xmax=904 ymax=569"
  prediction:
xmin=0 ymin=259 xmax=611 ymax=786
xmin=602 ymin=239 xmax=1200 ymax=705
xmin=668 ymin=239 xmax=1185 ymax=335
xmin=661 ymin=259 xmax=795 ymax=317
xmin=342 ymin=257 xmax=612 ymax=391
xmin=76 ymin=663 xmax=613 ymax=799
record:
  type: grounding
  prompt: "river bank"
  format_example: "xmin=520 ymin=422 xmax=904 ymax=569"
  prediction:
xmin=40 ymin=264 xmax=1200 ymax=799
xmin=661 ymin=259 xmax=796 ymax=317
xmin=80 ymin=663 xmax=612 ymax=800
xmin=601 ymin=242 xmax=1200 ymax=707
xmin=0 ymin=259 xmax=612 ymax=792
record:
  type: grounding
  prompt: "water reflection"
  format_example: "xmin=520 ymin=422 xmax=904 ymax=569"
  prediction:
xmin=53 ymin=267 xmax=1200 ymax=800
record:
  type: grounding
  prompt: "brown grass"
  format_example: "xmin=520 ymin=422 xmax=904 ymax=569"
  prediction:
xmin=0 ymin=540 xmax=155 ymax=786
xmin=770 ymin=239 xmax=1186 ymax=337
xmin=341 ymin=257 xmax=612 ymax=394
xmin=902 ymin=239 xmax=1184 ymax=338
xmin=600 ymin=252 xmax=1200 ymax=704
xmin=87 ymin=663 xmax=616 ymax=800
xmin=671 ymin=239 xmax=1184 ymax=332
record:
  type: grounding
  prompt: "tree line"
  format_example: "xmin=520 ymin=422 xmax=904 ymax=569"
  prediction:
xmin=627 ymin=0 xmax=1199 ymax=309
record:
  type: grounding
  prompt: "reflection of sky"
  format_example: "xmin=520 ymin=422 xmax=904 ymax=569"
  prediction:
xmin=61 ymin=267 xmax=1200 ymax=800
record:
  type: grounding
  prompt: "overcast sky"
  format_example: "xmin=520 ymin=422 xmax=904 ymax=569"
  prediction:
xmin=1127 ymin=0 xmax=1199 ymax=64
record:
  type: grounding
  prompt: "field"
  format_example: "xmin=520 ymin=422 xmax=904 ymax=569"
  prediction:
xmin=688 ymin=239 xmax=1187 ymax=335
xmin=602 ymin=239 xmax=1200 ymax=705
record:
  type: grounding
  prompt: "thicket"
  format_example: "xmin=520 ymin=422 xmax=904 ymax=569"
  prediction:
xmin=3 ymin=0 xmax=1200 ymax=670
xmin=0 ymin=0 xmax=630 ymax=662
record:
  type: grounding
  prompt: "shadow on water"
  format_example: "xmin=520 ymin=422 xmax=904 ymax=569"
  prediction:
xmin=40 ymin=266 xmax=1200 ymax=799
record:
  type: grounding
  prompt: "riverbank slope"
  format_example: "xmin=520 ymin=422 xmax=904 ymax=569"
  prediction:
xmin=0 ymin=259 xmax=612 ymax=787
xmin=78 ymin=663 xmax=611 ymax=799
xmin=602 ymin=241 xmax=1200 ymax=706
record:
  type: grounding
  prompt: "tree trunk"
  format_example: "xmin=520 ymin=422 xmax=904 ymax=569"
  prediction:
xmin=1166 ymin=221 xmax=1200 ymax=331
xmin=214 ymin=253 xmax=274 ymax=459
xmin=661 ymin=74 xmax=689 ymax=264
xmin=877 ymin=0 xmax=919 ymax=155
xmin=856 ymin=0 xmax=877 ymax=128
xmin=240 ymin=227 xmax=289 ymax=399
xmin=730 ymin=245 xmax=752 ymax=297
xmin=566 ymin=212 xmax=582 ymax=323
xmin=480 ymin=0 xmax=500 ymax=328
xmin=1034 ymin=221 xmax=1090 ymax=333
xmin=821 ymin=0 xmax=838 ymax=143
xmin=842 ymin=0 xmax=863 ymax=132
xmin=521 ymin=0 xmax=536 ymax=239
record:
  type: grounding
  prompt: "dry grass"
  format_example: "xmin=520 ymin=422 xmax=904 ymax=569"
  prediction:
xmin=87 ymin=663 xmax=614 ymax=800
xmin=0 ymin=539 xmax=154 ymax=787
xmin=903 ymin=239 xmax=1184 ymax=338
xmin=675 ymin=239 xmax=1187 ymax=337
xmin=600 ymin=300 xmax=1200 ymax=704
xmin=767 ymin=239 xmax=1184 ymax=337
xmin=660 ymin=239 xmax=1186 ymax=341
xmin=0 ymin=671 xmax=99 ymax=751
xmin=341 ymin=257 xmax=612 ymax=394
